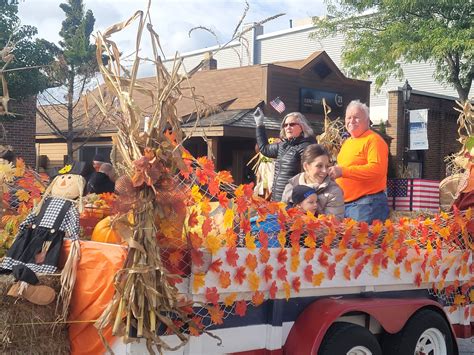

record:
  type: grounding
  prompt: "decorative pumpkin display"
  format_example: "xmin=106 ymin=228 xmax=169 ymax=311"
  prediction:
xmin=91 ymin=216 xmax=121 ymax=244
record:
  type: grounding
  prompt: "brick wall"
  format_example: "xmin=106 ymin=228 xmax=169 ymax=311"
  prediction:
xmin=387 ymin=91 xmax=461 ymax=180
xmin=0 ymin=96 xmax=37 ymax=166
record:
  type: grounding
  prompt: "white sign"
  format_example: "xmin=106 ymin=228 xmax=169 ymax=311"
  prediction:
xmin=409 ymin=109 xmax=429 ymax=150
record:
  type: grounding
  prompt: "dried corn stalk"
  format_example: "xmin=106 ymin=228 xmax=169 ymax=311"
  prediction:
xmin=91 ymin=6 xmax=208 ymax=354
xmin=0 ymin=43 xmax=15 ymax=116
xmin=316 ymin=98 xmax=345 ymax=161
xmin=89 ymin=2 xmax=284 ymax=353
xmin=444 ymin=100 xmax=474 ymax=174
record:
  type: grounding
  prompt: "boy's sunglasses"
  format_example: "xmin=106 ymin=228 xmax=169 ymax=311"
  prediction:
xmin=283 ymin=122 xmax=300 ymax=128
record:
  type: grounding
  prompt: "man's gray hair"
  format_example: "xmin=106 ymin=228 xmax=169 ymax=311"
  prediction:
xmin=346 ymin=100 xmax=370 ymax=121
xmin=280 ymin=112 xmax=314 ymax=139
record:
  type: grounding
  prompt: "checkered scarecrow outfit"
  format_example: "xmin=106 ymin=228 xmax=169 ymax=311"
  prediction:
xmin=0 ymin=197 xmax=80 ymax=274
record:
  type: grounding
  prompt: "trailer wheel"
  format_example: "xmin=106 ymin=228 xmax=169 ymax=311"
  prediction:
xmin=318 ymin=322 xmax=382 ymax=355
xmin=380 ymin=309 xmax=454 ymax=355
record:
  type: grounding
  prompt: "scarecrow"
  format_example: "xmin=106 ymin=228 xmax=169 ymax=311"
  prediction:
xmin=0 ymin=169 xmax=85 ymax=310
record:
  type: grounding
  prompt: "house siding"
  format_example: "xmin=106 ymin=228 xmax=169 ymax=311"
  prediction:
xmin=164 ymin=43 xmax=241 ymax=73
xmin=36 ymin=142 xmax=70 ymax=169
xmin=259 ymin=29 xmax=344 ymax=69
xmin=164 ymin=22 xmax=469 ymax=105
xmin=36 ymin=140 xmax=116 ymax=170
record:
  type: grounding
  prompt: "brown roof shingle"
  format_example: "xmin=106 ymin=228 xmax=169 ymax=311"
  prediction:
xmin=37 ymin=64 xmax=266 ymax=136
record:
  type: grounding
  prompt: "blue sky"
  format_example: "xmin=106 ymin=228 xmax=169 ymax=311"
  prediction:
xmin=18 ymin=0 xmax=326 ymax=57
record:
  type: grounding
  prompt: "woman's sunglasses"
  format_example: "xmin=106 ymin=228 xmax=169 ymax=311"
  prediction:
xmin=283 ymin=122 xmax=300 ymax=128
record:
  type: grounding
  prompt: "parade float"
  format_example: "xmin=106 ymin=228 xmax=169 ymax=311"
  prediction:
xmin=0 ymin=4 xmax=472 ymax=355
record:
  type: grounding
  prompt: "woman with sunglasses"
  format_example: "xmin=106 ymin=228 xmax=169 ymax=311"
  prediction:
xmin=254 ymin=108 xmax=316 ymax=201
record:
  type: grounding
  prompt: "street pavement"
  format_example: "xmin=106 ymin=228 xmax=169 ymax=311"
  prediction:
xmin=459 ymin=337 xmax=474 ymax=355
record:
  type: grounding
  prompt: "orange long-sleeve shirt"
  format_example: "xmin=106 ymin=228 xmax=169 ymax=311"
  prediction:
xmin=336 ymin=130 xmax=389 ymax=203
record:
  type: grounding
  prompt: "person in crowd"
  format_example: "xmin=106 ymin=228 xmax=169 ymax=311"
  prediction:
xmin=85 ymin=162 xmax=115 ymax=194
xmin=74 ymin=160 xmax=94 ymax=186
xmin=92 ymin=154 xmax=106 ymax=172
xmin=282 ymin=144 xmax=344 ymax=219
xmin=99 ymin=162 xmax=116 ymax=182
xmin=291 ymin=185 xmax=319 ymax=216
xmin=328 ymin=100 xmax=389 ymax=224
xmin=254 ymin=108 xmax=316 ymax=201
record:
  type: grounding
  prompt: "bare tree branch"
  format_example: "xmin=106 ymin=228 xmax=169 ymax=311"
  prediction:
xmin=36 ymin=107 xmax=67 ymax=139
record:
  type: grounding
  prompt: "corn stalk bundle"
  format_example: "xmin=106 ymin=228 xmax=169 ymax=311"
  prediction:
xmin=444 ymin=100 xmax=474 ymax=175
xmin=85 ymin=2 xmax=285 ymax=352
xmin=89 ymin=7 xmax=213 ymax=354
xmin=316 ymin=98 xmax=345 ymax=161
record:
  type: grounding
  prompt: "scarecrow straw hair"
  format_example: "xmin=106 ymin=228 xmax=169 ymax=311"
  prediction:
xmin=57 ymin=239 xmax=80 ymax=321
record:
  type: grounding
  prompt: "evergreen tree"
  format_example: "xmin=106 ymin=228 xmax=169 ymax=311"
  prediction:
xmin=0 ymin=2 xmax=55 ymax=116
xmin=38 ymin=0 xmax=104 ymax=162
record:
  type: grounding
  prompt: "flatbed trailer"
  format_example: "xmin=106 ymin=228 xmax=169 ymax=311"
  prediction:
xmin=112 ymin=246 xmax=473 ymax=355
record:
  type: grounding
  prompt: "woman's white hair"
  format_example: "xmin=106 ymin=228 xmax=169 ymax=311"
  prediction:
xmin=346 ymin=100 xmax=370 ymax=121
xmin=280 ymin=112 xmax=314 ymax=139
xmin=99 ymin=162 xmax=116 ymax=181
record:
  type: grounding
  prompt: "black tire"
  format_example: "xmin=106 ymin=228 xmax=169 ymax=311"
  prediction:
xmin=318 ymin=322 xmax=382 ymax=355
xmin=380 ymin=309 xmax=454 ymax=355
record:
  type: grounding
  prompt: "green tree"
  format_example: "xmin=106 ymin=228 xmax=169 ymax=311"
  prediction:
xmin=312 ymin=0 xmax=473 ymax=102
xmin=0 ymin=3 xmax=55 ymax=114
xmin=38 ymin=0 xmax=104 ymax=162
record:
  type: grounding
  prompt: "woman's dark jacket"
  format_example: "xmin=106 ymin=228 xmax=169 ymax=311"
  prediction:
xmin=256 ymin=125 xmax=316 ymax=201
xmin=85 ymin=172 xmax=115 ymax=195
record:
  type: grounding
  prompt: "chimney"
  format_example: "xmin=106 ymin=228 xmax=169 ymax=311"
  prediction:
xmin=241 ymin=23 xmax=263 ymax=65
xmin=202 ymin=51 xmax=217 ymax=70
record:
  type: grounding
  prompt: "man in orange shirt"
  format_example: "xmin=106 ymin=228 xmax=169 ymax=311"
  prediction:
xmin=328 ymin=100 xmax=389 ymax=223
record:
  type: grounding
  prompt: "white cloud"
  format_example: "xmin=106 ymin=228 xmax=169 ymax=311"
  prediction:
xmin=18 ymin=0 xmax=326 ymax=80
xmin=19 ymin=0 xmax=325 ymax=49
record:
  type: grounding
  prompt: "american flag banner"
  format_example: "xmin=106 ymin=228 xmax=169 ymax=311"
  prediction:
xmin=387 ymin=179 xmax=440 ymax=212
xmin=270 ymin=97 xmax=286 ymax=113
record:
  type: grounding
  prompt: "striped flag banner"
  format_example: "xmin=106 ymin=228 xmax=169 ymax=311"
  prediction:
xmin=270 ymin=97 xmax=286 ymax=113
xmin=387 ymin=178 xmax=440 ymax=212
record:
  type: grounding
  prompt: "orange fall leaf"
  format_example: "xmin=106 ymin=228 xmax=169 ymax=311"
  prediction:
xmin=245 ymin=253 xmax=258 ymax=271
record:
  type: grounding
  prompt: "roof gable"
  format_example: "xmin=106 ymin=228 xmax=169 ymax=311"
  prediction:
xmin=272 ymin=51 xmax=352 ymax=82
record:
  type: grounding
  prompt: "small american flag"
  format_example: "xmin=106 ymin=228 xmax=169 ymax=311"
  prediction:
xmin=270 ymin=97 xmax=286 ymax=114
xmin=387 ymin=179 xmax=439 ymax=212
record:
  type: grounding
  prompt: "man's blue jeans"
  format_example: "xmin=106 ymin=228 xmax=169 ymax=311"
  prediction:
xmin=344 ymin=191 xmax=390 ymax=224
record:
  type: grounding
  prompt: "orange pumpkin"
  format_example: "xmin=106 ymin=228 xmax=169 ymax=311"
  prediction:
xmin=91 ymin=216 xmax=121 ymax=244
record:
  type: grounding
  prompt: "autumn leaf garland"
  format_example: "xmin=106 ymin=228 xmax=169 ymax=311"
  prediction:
xmin=180 ymin=162 xmax=473 ymax=326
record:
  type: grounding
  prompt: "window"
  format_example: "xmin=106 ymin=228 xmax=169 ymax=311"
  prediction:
xmin=79 ymin=146 xmax=112 ymax=163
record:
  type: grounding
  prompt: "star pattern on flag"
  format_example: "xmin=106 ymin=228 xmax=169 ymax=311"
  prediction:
xmin=270 ymin=97 xmax=286 ymax=114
